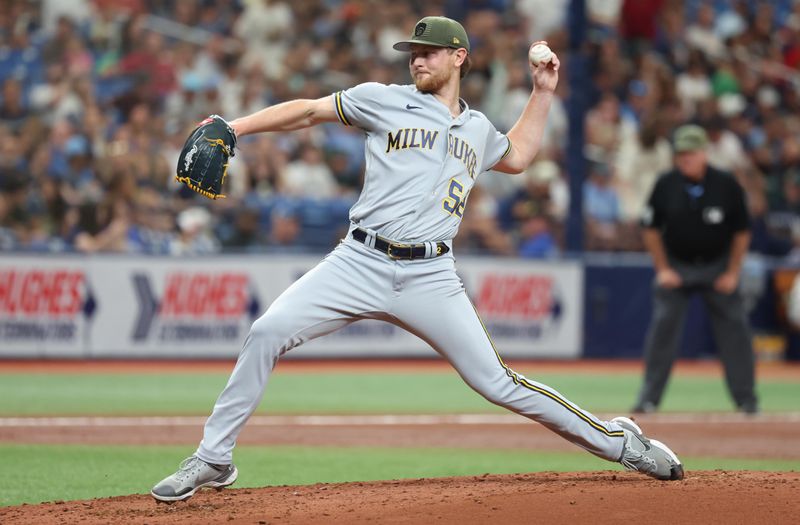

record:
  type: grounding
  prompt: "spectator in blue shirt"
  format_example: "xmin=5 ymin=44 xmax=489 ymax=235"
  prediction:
xmin=584 ymin=161 xmax=622 ymax=251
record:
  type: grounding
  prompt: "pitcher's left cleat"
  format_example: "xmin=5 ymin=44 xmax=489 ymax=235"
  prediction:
xmin=613 ymin=416 xmax=684 ymax=481
xmin=151 ymin=456 xmax=238 ymax=502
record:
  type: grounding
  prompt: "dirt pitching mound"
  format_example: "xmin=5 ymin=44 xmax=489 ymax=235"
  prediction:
xmin=2 ymin=470 xmax=798 ymax=525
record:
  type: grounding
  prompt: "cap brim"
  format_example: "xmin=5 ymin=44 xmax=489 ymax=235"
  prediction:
xmin=393 ymin=40 xmax=452 ymax=51
xmin=674 ymin=144 xmax=705 ymax=153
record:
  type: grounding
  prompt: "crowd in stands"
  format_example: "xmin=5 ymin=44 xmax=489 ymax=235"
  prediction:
xmin=1 ymin=0 xmax=799 ymax=258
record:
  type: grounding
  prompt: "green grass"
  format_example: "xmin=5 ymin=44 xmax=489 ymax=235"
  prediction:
xmin=0 ymin=369 xmax=796 ymax=508
xmin=0 ymin=370 xmax=797 ymax=416
xmin=1 ymin=443 xmax=798 ymax=507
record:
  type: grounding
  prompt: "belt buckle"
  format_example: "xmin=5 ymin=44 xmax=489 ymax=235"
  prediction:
xmin=387 ymin=243 xmax=408 ymax=260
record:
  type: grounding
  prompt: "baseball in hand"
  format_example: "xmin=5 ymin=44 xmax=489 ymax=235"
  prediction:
xmin=528 ymin=43 xmax=553 ymax=66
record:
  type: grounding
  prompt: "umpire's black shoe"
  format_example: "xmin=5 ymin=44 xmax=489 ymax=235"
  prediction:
xmin=737 ymin=400 xmax=759 ymax=415
xmin=631 ymin=401 xmax=657 ymax=414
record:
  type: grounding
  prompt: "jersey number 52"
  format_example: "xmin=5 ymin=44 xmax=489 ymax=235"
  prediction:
xmin=442 ymin=179 xmax=468 ymax=218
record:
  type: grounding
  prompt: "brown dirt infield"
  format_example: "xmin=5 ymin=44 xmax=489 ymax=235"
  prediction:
xmin=1 ymin=359 xmax=799 ymax=523
xmin=1 ymin=471 xmax=798 ymax=524
xmin=3 ymin=416 xmax=800 ymax=460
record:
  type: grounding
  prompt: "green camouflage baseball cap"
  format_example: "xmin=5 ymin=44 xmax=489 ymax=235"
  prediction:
xmin=673 ymin=124 xmax=709 ymax=152
xmin=393 ymin=16 xmax=470 ymax=53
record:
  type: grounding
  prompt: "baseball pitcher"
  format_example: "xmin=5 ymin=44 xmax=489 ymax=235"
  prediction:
xmin=153 ymin=16 xmax=683 ymax=503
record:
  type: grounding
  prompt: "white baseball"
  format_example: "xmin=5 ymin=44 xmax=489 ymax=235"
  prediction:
xmin=528 ymin=43 xmax=553 ymax=66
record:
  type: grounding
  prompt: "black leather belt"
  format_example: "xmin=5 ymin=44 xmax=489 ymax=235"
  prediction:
xmin=352 ymin=228 xmax=450 ymax=260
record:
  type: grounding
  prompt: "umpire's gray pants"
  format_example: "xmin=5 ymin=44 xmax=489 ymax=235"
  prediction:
xmin=636 ymin=257 xmax=757 ymax=409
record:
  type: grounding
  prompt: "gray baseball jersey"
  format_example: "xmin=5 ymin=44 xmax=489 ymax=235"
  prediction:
xmin=193 ymin=82 xmax=628 ymax=473
xmin=334 ymin=83 xmax=511 ymax=242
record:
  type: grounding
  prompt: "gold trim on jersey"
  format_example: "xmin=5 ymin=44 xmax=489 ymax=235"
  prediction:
xmin=468 ymin=300 xmax=625 ymax=439
xmin=500 ymin=136 xmax=512 ymax=159
xmin=335 ymin=91 xmax=352 ymax=126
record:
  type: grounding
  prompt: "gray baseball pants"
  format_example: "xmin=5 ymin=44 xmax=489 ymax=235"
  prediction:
xmin=195 ymin=232 xmax=626 ymax=465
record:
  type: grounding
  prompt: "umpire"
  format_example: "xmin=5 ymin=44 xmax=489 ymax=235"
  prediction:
xmin=633 ymin=124 xmax=758 ymax=414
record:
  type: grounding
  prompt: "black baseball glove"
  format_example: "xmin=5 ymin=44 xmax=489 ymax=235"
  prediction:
xmin=176 ymin=115 xmax=237 ymax=199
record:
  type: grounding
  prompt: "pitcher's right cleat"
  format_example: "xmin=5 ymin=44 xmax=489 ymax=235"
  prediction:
xmin=151 ymin=456 xmax=238 ymax=502
xmin=613 ymin=416 xmax=684 ymax=481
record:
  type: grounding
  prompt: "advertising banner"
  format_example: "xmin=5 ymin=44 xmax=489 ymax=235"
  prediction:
xmin=460 ymin=259 xmax=582 ymax=358
xmin=0 ymin=255 xmax=582 ymax=359
xmin=0 ymin=256 xmax=94 ymax=357
xmin=88 ymin=256 xmax=317 ymax=357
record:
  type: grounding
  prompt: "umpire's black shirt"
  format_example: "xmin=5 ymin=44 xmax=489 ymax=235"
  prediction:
xmin=642 ymin=166 xmax=750 ymax=264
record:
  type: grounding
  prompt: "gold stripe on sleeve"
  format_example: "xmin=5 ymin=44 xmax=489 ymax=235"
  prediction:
xmin=335 ymin=91 xmax=352 ymax=126
xmin=500 ymin=136 xmax=512 ymax=159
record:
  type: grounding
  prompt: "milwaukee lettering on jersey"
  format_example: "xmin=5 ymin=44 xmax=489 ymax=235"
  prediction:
xmin=159 ymin=273 xmax=248 ymax=318
xmin=0 ymin=270 xmax=83 ymax=316
xmin=447 ymin=135 xmax=478 ymax=179
xmin=476 ymin=275 xmax=553 ymax=319
xmin=385 ymin=128 xmax=439 ymax=153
